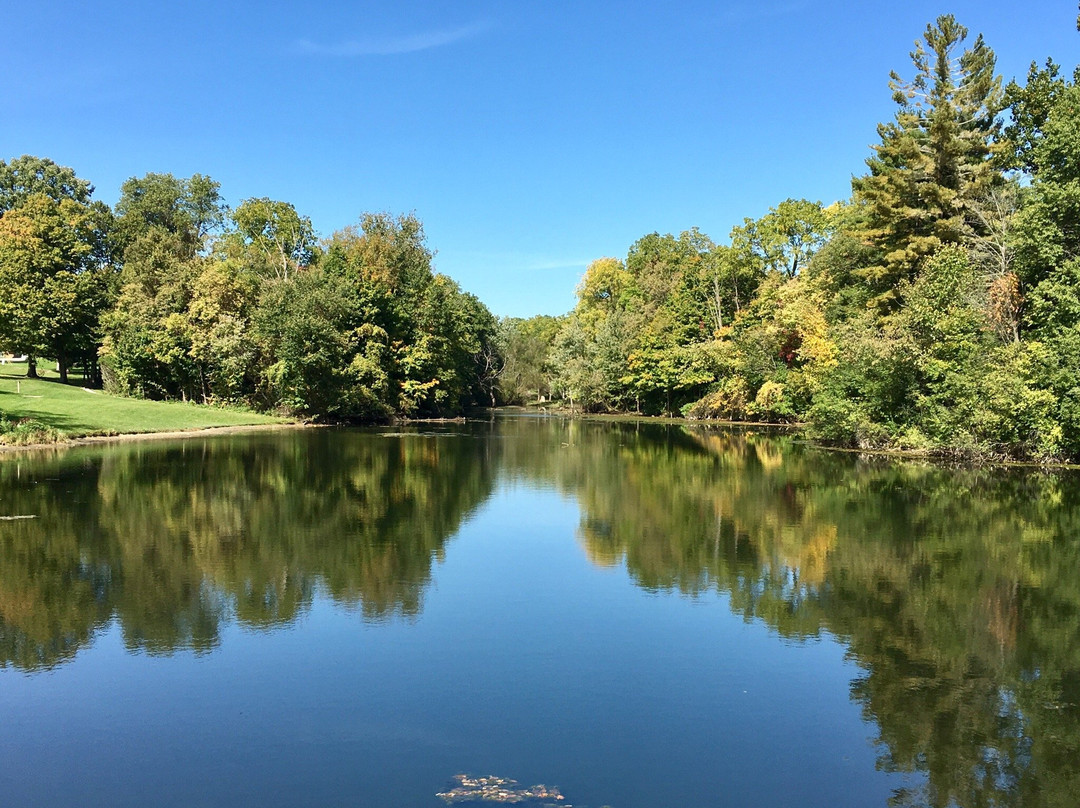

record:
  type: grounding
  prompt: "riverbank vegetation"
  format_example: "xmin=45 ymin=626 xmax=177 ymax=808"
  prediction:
xmin=0 ymin=164 xmax=501 ymax=424
xmin=499 ymin=15 xmax=1080 ymax=462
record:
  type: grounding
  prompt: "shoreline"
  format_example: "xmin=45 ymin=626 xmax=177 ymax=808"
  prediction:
xmin=499 ymin=407 xmax=1080 ymax=471
xmin=0 ymin=421 xmax=312 ymax=455
xmin=3 ymin=409 xmax=1078 ymax=471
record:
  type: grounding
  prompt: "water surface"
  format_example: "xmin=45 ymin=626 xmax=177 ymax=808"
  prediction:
xmin=1 ymin=416 xmax=1078 ymax=807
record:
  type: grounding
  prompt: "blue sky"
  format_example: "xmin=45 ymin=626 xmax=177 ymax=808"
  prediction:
xmin=3 ymin=1 xmax=1076 ymax=317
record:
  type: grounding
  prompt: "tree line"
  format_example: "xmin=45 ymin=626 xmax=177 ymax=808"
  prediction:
xmin=498 ymin=15 xmax=1080 ymax=461
xmin=0 ymin=162 xmax=501 ymax=419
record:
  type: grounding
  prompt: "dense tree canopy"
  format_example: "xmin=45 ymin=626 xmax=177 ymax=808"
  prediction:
xmin=0 ymin=161 xmax=500 ymax=420
xmin=0 ymin=155 xmax=94 ymax=212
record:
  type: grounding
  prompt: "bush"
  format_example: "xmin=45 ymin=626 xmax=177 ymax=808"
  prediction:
xmin=683 ymin=377 xmax=750 ymax=420
xmin=805 ymin=390 xmax=890 ymax=448
xmin=748 ymin=380 xmax=796 ymax=422
xmin=0 ymin=416 xmax=61 ymax=445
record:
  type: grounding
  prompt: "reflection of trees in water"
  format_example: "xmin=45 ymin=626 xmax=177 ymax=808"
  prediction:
xmin=3 ymin=417 xmax=1080 ymax=805
xmin=498 ymin=416 xmax=1080 ymax=808
xmin=0 ymin=428 xmax=496 ymax=670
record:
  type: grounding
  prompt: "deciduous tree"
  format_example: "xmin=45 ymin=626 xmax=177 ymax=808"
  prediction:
xmin=0 ymin=194 xmax=113 ymax=382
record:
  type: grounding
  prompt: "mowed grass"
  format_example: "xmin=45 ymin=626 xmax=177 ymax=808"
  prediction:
xmin=0 ymin=361 xmax=287 ymax=440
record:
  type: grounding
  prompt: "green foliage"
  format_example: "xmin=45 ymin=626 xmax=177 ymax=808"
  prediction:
xmin=186 ymin=258 xmax=260 ymax=403
xmin=0 ymin=155 xmax=93 ymax=213
xmin=229 ymin=197 xmax=316 ymax=280
xmin=548 ymin=230 xmax=726 ymax=415
xmin=256 ymin=271 xmax=382 ymax=417
xmin=682 ymin=376 xmax=749 ymax=420
xmin=1024 ymin=259 xmax=1080 ymax=455
xmin=549 ymin=315 xmax=605 ymax=411
xmin=853 ymin=15 xmax=1003 ymax=309
xmin=892 ymin=247 xmax=991 ymax=449
xmin=0 ymin=414 xmax=61 ymax=445
xmin=0 ymin=157 xmax=116 ymax=384
xmin=95 ymin=193 xmax=499 ymax=419
xmin=497 ymin=315 xmax=561 ymax=404
xmin=729 ymin=198 xmax=832 ymax=278
xmin=1002 ymin=60 xmax=1080 ymax=172
xmin=0 ymin=193 xmax=115 ymax=381
xmin=100 ymin=226 xmax=203 ymax=398
xmin=318 ymin=213 xmax=499 ymax=417
xmin=1013 ymin=82 xmax=1080 ymax=286
xmin=115 ymin=172 xmax=226 ymax=255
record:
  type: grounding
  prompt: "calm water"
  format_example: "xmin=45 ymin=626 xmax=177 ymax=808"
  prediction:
xmin=1 ymin=415 xmax=1079 ymax=807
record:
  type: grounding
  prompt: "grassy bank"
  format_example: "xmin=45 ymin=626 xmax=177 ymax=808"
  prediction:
xmin=0 ymin=362 xmax=287 ymax=445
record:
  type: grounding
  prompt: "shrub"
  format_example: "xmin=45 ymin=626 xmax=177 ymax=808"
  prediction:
xmin=0 ymin=416 xmax=61 ymax=445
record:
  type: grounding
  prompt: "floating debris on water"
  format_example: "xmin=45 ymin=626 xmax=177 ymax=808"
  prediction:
xmin=0 ymin=515 xmax=37 ymax=520
xmin=437 ymin=774 xmax=567 ymax=805
xmin=378 ymin=432 xmax=473 ymax=438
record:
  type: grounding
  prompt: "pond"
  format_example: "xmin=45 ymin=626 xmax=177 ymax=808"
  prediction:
xmin=1 ymin=415 xmax=1078 ymax=807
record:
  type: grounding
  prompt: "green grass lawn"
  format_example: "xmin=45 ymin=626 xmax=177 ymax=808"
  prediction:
xmin=0 ymin=361 xmax=287 ymax=441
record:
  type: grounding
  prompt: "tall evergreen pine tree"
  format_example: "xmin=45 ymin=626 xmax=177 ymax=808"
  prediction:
xmin=853 ymin=15 xmax=1004 ymax=310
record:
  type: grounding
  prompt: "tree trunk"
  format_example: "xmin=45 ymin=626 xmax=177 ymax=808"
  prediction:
xmin=26 ymin=357 xmax=37 ymax=378
xmin=711 ymin=276 xmax=724 ymax=333
xmin=58 ymin=354 xmax=68 ymax=384
xmin=82 ymin=355 xmax=98 ymax=387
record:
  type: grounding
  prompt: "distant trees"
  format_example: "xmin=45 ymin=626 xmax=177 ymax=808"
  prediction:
xmin=499 ymin=203 xmax=832 ymax=419
xmin=497 ymin=315 xmax=560 ymax=404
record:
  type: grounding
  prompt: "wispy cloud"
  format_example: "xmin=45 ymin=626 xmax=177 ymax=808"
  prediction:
xmin=296 ymin=20 xmax=492 ymax=57
xmin=458 ymin=251 xmax=590 ymax=272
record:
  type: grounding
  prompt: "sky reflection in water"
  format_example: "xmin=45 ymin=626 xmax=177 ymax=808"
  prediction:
xmin=1 ymin=416 xmax=1078 ymax=807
